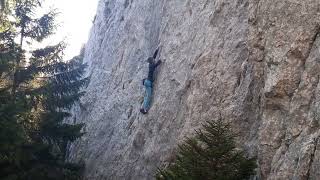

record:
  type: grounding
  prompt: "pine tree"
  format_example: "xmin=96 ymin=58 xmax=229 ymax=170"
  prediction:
xmin=156 ymin=119 xmax=257 ymax=180
xmin=0 ymin=0 xmax=87 ymax=179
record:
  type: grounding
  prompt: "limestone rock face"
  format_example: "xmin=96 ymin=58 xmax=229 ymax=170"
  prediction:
xmin=68 ymin=0 xmax=320 ymax=179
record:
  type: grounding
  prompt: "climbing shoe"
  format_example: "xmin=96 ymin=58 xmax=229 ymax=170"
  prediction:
xmin=140 ymin=108 xmax=147 ymax=114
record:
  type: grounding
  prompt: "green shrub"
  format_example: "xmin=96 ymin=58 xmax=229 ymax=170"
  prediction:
xmin=156 ymin=119 xmax=256 ymax=180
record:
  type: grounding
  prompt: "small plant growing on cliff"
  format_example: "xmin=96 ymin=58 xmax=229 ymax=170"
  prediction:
xmin=156 ymin=119 xmax=256 ymax=180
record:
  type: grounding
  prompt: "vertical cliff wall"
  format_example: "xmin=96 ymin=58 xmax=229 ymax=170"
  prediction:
xmin=68 ymin=0 xmax=320 ymax=179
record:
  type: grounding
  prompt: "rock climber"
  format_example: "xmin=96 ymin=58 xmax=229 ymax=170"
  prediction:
xmin=140 ymin=48 xmax=162 ymax=114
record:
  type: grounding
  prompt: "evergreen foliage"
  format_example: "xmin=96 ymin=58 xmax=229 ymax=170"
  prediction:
xmin=156 ymin=120 xmax=257 ymax=180
xmin=0 ymin=0 xmax=88 ymax=179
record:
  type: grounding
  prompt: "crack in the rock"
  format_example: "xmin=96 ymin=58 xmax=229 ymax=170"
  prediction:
xmin=202 ymin=0 xmax=210 ymax=10
xmin=306 ymin=136 xmax=319 ymax=180
xmin=288 ymin=27 xmax=320 ymax=107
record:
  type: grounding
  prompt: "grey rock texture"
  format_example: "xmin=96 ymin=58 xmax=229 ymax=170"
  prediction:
xmin=68 ymin=0 xmax=320 ymax=179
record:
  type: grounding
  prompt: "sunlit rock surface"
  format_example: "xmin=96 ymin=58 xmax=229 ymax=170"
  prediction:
xmin=68 ymin=0 xmax=320 ymax=179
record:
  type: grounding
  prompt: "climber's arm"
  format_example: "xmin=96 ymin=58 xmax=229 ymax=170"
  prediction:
xmin=153 ymin=48 xmax=159 ymax=59
xmin=155 ymin=60 xmax=162 ymax=67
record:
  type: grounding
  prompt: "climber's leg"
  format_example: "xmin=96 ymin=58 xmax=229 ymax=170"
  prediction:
xmin=141 ymin=79 xmax=153 ymax=113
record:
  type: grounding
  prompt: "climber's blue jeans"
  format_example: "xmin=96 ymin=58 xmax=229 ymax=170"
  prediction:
xmin=143 ymin=79 xmax=153 ymax=111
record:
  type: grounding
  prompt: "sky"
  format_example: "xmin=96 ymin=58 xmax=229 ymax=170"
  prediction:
xmin=41 ymin=0 xmax=99 ymax=60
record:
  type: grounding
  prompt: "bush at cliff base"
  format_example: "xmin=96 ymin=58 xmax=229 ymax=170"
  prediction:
xmin=156 ymin=119 xmax=257 ymax=180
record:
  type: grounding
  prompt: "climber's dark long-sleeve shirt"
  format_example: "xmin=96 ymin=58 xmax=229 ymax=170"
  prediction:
xmin=147 ymin=60 xmax=161 ymax=82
